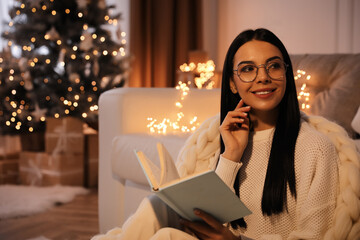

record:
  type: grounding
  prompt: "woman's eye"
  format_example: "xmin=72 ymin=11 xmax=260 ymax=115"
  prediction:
xmin=240 ymin=65 xmax=255 ymax=72
xmin=268 ymin=62 xmax=281 ymax=69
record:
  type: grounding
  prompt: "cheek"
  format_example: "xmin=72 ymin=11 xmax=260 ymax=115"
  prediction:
xmin=280 ymin=82 xmax=287 ymax=97
xmin=234 ymin=82 xmax=250 ymax=95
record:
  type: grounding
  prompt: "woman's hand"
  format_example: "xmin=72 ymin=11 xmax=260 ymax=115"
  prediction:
xmin=219 ymin=99 xmax=251 ymax=162
xmin=180 ymin=209 xmax=240 ymax=240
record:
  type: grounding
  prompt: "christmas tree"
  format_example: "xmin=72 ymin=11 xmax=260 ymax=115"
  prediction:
xmin=0 ymin=0 xmax=129 ymax=134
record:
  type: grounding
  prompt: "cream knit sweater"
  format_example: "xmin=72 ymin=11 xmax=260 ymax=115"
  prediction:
xmin=215 ymin=120 xmax=339 ymax=239
xmin=176 ymin=113 xmax=360 ymax=240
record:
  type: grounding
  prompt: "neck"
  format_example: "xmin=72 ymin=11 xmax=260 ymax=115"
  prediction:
xmin=250 ymin=109 xmax=279 ymax=131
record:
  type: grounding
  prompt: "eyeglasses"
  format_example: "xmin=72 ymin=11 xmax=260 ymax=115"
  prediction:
xmin=233 ymin=59 xmax=288 ymax=83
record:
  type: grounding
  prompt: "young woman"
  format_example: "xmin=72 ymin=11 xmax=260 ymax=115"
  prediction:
xmin=180 ymin=28 xmax=339 ymax=239
xmin=99 ymin=28 xmax=339 ymax=240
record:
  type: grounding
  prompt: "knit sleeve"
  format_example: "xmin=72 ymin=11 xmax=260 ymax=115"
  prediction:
xmin=286 ymin=133 xmax=339 ymax=239
xmin=215 ymin=155 xmax=242 ymax=190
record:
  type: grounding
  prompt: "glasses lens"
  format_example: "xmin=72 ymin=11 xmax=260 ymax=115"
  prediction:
xmin=236 ymin=60 xmax=287 ymax=82
xmin=238 ymin=64 xmax=257 ymax=82
xmin=267 ymin=60 xmax=286 ymax=80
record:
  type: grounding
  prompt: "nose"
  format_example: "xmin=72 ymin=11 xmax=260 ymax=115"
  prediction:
xmin=255 ymin=66 xmax=270 ymax=83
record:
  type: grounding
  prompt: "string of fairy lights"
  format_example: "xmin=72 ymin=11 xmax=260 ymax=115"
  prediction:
xmin=0 ymin=0 xmax=127 ymax=133
xmin=147 ymin=80 xmax=199 ymax=134
xmin=179 ymin=60 xmax=216 ymax=89
xmin=294 ymin=69 xmax=312 ymax=111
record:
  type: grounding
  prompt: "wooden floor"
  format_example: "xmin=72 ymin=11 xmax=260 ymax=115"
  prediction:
xmin=0 ymin=188 xmax=99 ymax=240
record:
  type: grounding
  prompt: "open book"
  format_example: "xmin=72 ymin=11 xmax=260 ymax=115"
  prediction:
xmin=134 ymin=142 xmax=251 ymax=223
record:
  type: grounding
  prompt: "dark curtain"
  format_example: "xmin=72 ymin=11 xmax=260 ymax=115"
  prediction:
xmin=129 ymin=0 xmax=203 ymax=87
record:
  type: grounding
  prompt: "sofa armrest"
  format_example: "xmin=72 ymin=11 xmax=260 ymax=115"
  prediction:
xmin=98 ymin=87 xmax=221 ymax=233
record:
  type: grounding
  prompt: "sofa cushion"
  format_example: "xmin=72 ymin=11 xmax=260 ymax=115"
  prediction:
xmin=111 ymin=134 xmax=189 ymax=186
xmin=291 ymin=54 xmax=360 ymax=138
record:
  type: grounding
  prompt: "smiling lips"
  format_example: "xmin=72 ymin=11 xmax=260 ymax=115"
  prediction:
xmin=251 ymin=88 xmax=276 ymax=97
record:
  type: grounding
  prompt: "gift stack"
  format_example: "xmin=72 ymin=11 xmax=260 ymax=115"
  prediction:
xmin=19 ymin=117 xmax=84 ymax=186
xmin=0 ymin=135 xmax=21 ymax=184
xmin=84 ymin=133 xmax=99 ymax=188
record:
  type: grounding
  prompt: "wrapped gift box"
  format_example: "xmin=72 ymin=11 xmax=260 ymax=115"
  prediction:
xmin=20 ymin=132 xmax=45 ymax=152
xmin=0 ymin=159 xmax=19 ymax=184
xmin=20 ymin=170 xmax=83 ymax=186
xmin=45 ymin=117 xmax=84 ymax=154
xmin=0 ymin=135 xmax=21 ymax=159
xmin=19 ymin=151 xmax=84 ymax=186
xmin=85 ymin=134 xmax=98 ymax=187
xmin=45 ymin=133 xmax=84 ymax=154
xmin=46 ymin=117 xmax=83 ymax=133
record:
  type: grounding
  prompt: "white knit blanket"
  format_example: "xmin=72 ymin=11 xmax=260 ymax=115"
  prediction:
xmin=176 ymin=113 xmax=360 ymax=240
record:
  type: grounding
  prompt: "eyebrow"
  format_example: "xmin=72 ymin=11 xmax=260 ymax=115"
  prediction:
xmin=237 ymin=56 xmax=282 ymax=66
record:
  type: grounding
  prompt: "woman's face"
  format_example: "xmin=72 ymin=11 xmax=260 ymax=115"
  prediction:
xmin=232 ymin=40 xmax=287 ymax=114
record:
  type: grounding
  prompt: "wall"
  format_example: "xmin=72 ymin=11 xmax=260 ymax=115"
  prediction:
xmin=0 ymin=0 xmax=13 ymax=50
xmin=210 ymin=0 xmax=360 ymax=70
xmin=215 ymin=0 xmax=360 ymax=69
xmin=202 ymin=0 xmax=219 ymax=64
xmin=106 ymin=0 xmax=130 ymax=49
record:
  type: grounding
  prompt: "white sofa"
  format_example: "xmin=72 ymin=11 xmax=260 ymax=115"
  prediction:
xmin=98 ymin=54 xmax=360 ymax=233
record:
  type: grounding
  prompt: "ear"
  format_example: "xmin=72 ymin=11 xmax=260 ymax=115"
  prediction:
xmin=230 ymin=79 xmax=238 ymax=94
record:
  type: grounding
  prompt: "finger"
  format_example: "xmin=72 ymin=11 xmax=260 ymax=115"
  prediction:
xmin=227 ymin=110 xmax=249 ymax=118
xmin=234 ymin=99 xmax=245 ymax=110
xmin=221 ymin=115 xmax=244 ymax=125
xmin=222 ymin=111 xmax=248 ymax=127
xmin=235 ymin=105 xmax=251 ymax=113
xmin=192 ymin=230 xmax=210 ymax=240
xmin=181 ymin=225 xmax=198 ymax=238
xmin=194 ymin=209 xmax=224 ymax=231
xmin=180 ymin=219 xmax=212 ymax=237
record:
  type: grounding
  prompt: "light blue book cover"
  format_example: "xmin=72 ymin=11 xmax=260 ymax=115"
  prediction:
xmin=135 ymin=143 xmax=251 ymax=223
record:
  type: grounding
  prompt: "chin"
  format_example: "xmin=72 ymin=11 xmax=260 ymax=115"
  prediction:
xmin=251 ymin=104 xmax=280 ymax=113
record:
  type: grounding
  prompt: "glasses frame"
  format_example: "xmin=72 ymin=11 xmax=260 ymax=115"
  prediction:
xmin=233 ymin=60 xmax=289 ymax=83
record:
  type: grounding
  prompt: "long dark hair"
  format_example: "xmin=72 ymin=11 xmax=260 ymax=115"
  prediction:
xmin=220 ymin=28 xmax=300 ymax=228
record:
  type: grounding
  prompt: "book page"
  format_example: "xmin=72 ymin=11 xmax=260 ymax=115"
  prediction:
xmin=135 ymin=150 xmax=161 ymax=190
xmin=157 ymin=143 xmax=180 ymax=186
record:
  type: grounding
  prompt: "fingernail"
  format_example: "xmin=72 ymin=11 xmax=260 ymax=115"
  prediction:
xmin=194 ymin=209 xmax=201 ymax=215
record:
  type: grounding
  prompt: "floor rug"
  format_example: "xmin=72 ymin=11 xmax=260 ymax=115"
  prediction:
xmin=0 ymin=184 xmax=88 ymax=219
